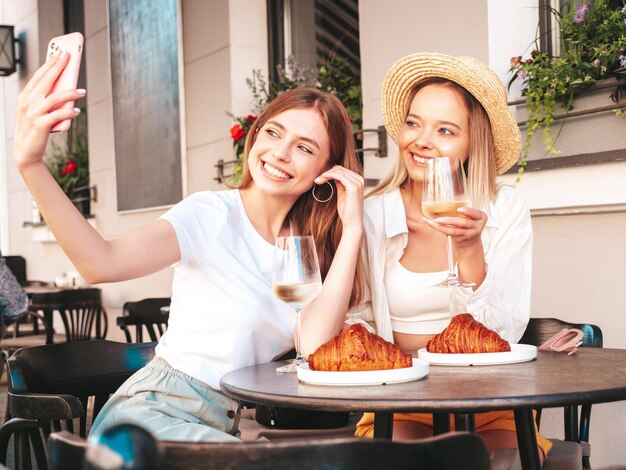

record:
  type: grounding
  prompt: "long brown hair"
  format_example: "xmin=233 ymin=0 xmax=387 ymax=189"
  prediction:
xmin=230 ymin=87 xmax=364 ymax=308
xmin=369 ymin=78 xmax=497 ymax=209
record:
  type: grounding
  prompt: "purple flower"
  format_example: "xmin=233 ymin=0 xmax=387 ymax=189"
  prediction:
xmin=574 ymin=3 xmax=589 ymax=23
xmin=620 ymin=55 xmax=626 ymax=68
xmin=516 ymin=70 xmax=527 ymax=80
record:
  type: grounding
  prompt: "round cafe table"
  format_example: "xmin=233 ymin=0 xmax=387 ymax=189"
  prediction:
xmin=221 ymin=348 xmax=626 ymax=470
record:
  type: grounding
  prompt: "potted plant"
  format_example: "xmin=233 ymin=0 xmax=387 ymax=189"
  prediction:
xmin=44 ymin=115 xmax=91 ymax=215
xmin=509 ymin=0 xmax=626 ymax=175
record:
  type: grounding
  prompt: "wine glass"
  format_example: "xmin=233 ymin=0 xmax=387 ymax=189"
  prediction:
xmin=422 ymin=157 xmax=475 ymax=288
xmin=272 ymin=235 xmax=323 ymax=373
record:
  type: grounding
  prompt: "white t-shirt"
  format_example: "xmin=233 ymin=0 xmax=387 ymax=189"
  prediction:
xmin=156 ymin=189 xmax=295 ymax=390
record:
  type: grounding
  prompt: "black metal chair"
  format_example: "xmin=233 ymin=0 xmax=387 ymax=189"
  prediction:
xmin=29 ymin=288 xmax=109 ymax=344
xmin=520 ymin=317 xmax=603 ymax=470
xmin=116 ymin=297 xmax=170 ymax=343
xmin=0 ymin=340 xmax=156 ymax=470
xmin=48 ymin=426 xmax=492 ymax=470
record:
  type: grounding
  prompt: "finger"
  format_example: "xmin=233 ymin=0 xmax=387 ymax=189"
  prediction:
xmin=457 ymin=206 xmax=486 ymax=221
xmin=429 ymin=215 xmax=471 ymax=227
xmin=422 ymin=217 xmax=465 ymax=235
xmin=422 ymin=217 xmax=452 ymax=235
xmin=20 ymin=53 xmax=65 ymax=98
xmin=32 ymin=89 xmax=86 ymax=116
xmin=35 ymin=107 xmax=82 ymax=131
xmin=432 ymin=216 xmax=478 ymax=229
xmin=330 ymin=175 xmax=364 ymax=195
xmin=315 ymin=165 xmax=360 ymax=181
xmin=23 ymin=51 xmax=70 ymax=99
xmin=315 ymin=168 xmax=364 ymax=190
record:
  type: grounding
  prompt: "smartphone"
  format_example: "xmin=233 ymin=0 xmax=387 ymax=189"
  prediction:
xmin=46 ymin=32 xmax=84 ymax=133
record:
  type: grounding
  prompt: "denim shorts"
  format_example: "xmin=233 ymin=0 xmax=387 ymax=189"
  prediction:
xmin=89 ymin=356 xmax=242 ymax=442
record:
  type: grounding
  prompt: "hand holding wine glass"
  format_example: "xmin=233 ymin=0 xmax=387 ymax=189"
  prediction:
xmin=422 ymin=157 xmax=475 ymax=288
xmin=272 ymin=235 xmax=323 ymax=373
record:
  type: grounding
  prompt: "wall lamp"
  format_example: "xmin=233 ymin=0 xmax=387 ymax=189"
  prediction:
xmin=0 ymin=25 xmax=23 ymax=77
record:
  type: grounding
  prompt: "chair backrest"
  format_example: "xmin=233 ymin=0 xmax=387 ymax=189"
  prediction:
xmin=29 ymin=288 xmax=108 ymax=342
xmin=6 ymin=340 xmax=156 ymax=437
xmin=162 ymin=433 xmax=491 ymax=470
xmin=118 ymin=298 xmax=170 ymax=343
xmin=48 ymin=429 xmax=491 ymax=470
xmin=520 ymin=316 xmax=603 ymax=459
xmin=520 ymin=317 xmax=603 ymax=348
xmin=48 ymin=425 xmax=161 ymax=470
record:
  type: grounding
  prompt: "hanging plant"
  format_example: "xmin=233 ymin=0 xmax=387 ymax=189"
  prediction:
xmin=509 ymin=0 xmax=626 ymax=177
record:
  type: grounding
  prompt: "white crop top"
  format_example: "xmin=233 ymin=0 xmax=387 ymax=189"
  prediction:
xmin=384 ymin=261 xmax=451 ymax=334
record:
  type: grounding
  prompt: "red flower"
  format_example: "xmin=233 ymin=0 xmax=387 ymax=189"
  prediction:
xmin=246 ymin=115 xmax=256 ymax=122
xmin=526 ymin=58 xmax=533 ymax=64
xmin=61 ymin=159 xmax=77 ymax=175
xmin=230 ymin=124 xmax=246 ymax=141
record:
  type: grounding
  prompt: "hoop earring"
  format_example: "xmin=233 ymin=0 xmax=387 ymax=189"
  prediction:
xmin=312 ymin=181 xmax=334 ymax=203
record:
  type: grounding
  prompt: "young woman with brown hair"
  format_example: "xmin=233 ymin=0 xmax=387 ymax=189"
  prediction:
xmin=13 ymin=50 xmax=364 ymax=441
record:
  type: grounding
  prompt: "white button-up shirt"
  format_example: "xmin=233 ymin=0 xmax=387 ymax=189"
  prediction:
xmin=347 ymin=185 xmax=532 ymax=344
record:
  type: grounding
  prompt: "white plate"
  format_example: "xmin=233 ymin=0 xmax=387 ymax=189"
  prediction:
xmin=417 ymin=343 xmax=537 ymax=366
xmin=297 ymin=358 xmax=429 ymax=386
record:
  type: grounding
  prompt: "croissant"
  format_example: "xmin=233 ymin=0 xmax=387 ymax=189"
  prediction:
xmin=308 ymin=324 xmax=412 ymax=371
xmin=426 ymin=314 xmax=511 ymax=353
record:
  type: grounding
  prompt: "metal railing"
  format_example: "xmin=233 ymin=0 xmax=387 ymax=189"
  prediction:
xmin=355 ymin=125 xmax=387 ymax=158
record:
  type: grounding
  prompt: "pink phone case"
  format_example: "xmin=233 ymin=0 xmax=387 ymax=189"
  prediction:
xmin=46 ymin=32 xmax=84 ymax=133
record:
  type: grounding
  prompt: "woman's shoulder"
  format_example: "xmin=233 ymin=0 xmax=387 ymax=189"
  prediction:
xmin=363 ymin=189 xmax=405 ymax=240
xmin=490 ymin=184 xmax=531 ymax=223
xmin=494 ymin=184 xmax=528 ymax=209
xmin=163 ymin=190 xmax=238 ymax=230
xmin=179 ymin=189 xmax=238 ymax=212
xmin=364 ymin=188 xmax=401 ymax=214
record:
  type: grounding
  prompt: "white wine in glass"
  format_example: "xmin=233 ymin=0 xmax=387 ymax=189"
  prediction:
xmin=272 ymin=235 xmax=322 ymax=373
xmin=422 ymin=157 xmax=475 ymax=288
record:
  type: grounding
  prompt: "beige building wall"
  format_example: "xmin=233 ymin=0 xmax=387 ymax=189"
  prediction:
xmin=359 ymin=0 xmax=489 ymax=185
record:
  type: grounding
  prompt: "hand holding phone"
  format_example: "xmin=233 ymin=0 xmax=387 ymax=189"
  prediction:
xmin=46 ymin=32 xmax=84 ymax=133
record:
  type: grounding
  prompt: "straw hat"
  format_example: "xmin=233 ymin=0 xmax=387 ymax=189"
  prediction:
xmin=381 ymin=52 xmax=521 ymax=175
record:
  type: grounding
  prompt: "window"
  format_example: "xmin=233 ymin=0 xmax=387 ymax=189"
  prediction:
xmin=538 ymin=0 xmax=587 ymax=57
xmin=267 ymin=0 xmax=360 ymax=82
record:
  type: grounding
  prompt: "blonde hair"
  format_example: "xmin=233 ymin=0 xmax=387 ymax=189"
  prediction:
xmin=227 ymin=87 xmax=364 ymax=308
xmin=369 ymin=78 xmax=496 ymax=209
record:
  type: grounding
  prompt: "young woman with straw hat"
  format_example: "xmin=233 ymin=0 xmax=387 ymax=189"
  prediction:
xmin=348 ymin=52 xmax=551 ymax=459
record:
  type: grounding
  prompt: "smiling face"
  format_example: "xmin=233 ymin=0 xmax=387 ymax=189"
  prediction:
xmin=247 ymin=107 xmax=331 ymax=200
xmin=399 ymin=83 xmax=471 ymax=185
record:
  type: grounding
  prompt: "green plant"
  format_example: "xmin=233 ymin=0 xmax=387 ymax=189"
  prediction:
xmin=227 ymin=55 xmax=362 ymax=185
xmin=509 ymin=0 xmax=626 ymax=177
xmin=44 ymin=119 xmax=89 ymax=197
